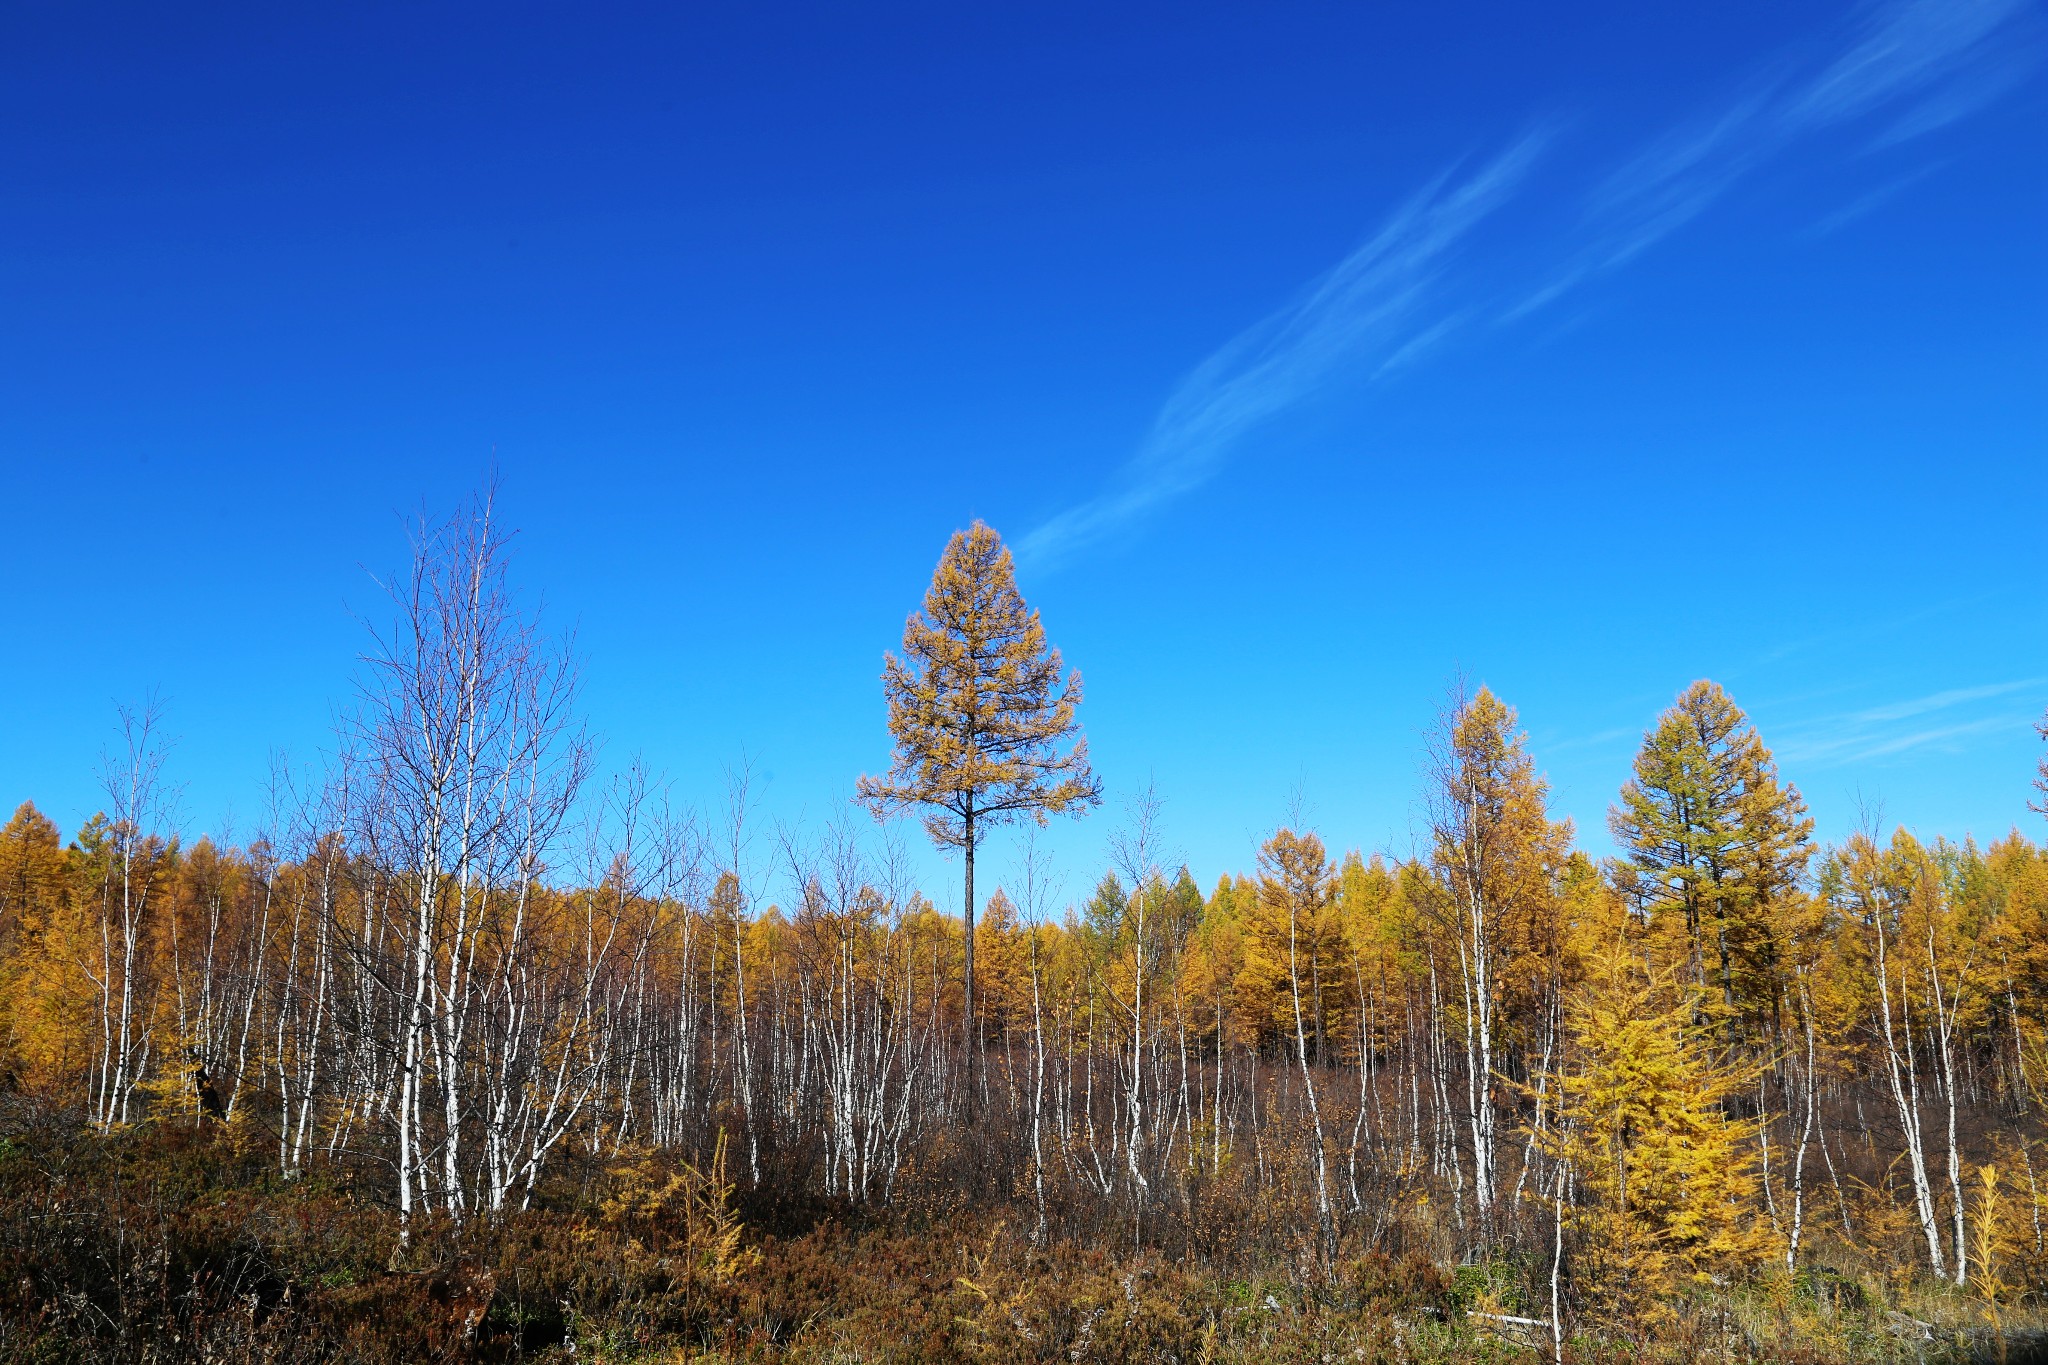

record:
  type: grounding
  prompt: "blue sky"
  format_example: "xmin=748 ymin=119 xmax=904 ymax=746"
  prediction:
xmin=3 ymin=0 xmax=2044 ymax=907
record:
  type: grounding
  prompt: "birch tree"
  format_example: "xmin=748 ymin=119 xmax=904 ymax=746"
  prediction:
xmin=1258 ymin=826 xmax=1337 ymax=1256
xmin=89 ymin=698 xmax=177 ymax=1131
xmin=350 ymin=485 xmax=585 ymax=1229
xmin=1830 ymin=830 xmax=1949 ymax=1278
xmin=1424 ymin=684 xmax=1570 ymax=1237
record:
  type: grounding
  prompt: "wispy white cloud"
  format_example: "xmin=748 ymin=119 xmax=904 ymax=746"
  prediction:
xmin=1536 ymin=0 xmax=2037 ymax=312
xmin=1576 ymin=90 xmax=1780 ymax=274
xmin=1020 ymin=0 xmax=2038 ymax=566
xmin=1780 ymin=714 xmax=2022 ymax=766
xmin=1542 ymin=725 xmax=1643 ymax=756
xmin=1774 ymin=677 xmax=2048 ymax=766
xmin=1789 ymin=0 xmax=2032 ymax=131
xmin=1802 ymin=162 xmax=1944 ymax=236
xmin=1872 ymin=42 xmax=2039 ymax=147
xmin=1017 ymin=133 xmax=1547 ymax=568
xmin=1852 ymin=678 xmax=2048 ymax=723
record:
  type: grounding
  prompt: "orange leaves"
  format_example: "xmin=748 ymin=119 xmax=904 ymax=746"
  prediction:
xmin=0 ymin=801 xmax=87 ymax=1093
xmin=857 ymin=521 xmax=1099 ymax=842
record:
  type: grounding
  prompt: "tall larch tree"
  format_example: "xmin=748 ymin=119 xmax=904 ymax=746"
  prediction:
xmin=858 ymin=521 xmax=1100 ymax=1062
xmin=1609 ymin=680 xmax=1814 ymax=1036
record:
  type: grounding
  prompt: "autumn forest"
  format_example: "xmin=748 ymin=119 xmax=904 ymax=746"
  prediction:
xmin=4 ymin=498 xmax=2047 ymax=1365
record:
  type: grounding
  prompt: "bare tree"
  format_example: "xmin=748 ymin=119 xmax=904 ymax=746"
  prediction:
xmin=1012 ymin=828 xmax=1064 ymax=1243
xmin=89 ymin=696 xmax=178 ymax=1131
xmin=349 ymin=484 xmax=586 ymax=1231
xmin=1106 ymin=785 xmax=1166 ymax=1205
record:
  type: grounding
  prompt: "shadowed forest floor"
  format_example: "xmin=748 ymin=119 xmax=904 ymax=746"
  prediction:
xmin=0 ymin=1100 xmax=2036 ymax=1365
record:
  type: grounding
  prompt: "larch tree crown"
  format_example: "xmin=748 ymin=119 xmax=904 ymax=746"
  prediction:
xmin=857 ymin=520 xmax=1100 ymax=1058
xmin=1608 ymin=679 xmax=1813 ymax=1028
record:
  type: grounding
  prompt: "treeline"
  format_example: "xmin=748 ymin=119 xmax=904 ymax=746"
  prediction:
xmin=3 ymin=496 xmax=2048 ymax=1352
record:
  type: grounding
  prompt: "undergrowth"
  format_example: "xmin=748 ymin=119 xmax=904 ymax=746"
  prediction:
xmin=0 ymin=1103 xmax=2030 ymax=1363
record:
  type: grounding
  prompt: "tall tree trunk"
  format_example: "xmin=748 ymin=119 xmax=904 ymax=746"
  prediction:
xmin=1029 ymin=928 xmax=1047 ymax=1244
xmin=963 ymin=802 xmax=976 ymax=1079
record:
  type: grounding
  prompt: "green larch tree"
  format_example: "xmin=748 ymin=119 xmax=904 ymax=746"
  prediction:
xmin=858 ymin=521 xmax=1099 ymax=1062
xmin=1609 ymin=680 xmax=1814 ymax=1035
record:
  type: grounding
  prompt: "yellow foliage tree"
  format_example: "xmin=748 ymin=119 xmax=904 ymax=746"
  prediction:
xmin=857 ymin=521 xmax=1099 ymax=1060
xmin=1235 ymin=833 xmax=1350 ymax=1059
xmin=974 ymin=887 xmax=1031 ymax=1037
xmin=1545 ymin=940 xmax=1768 ymax=1330
xmin=0 ymin=802 xmax=79 ymax=1091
